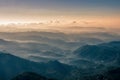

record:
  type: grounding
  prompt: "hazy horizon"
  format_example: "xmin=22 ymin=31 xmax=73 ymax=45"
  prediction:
xmin=0 ymin=0 xmax=120 ymax=32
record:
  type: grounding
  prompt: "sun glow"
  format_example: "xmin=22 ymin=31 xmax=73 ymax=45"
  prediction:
xmin=0 ymin=20 xmax=27 ymax=25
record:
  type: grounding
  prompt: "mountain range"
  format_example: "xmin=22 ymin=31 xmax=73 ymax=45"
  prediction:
xmin=0 ymin=35 xmax=120 ymax=80
xmin=0 ymin=52 xmax=73 ymax=80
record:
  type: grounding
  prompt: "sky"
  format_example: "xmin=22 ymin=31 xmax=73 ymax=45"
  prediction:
xmin=0 ymin=0 xmax=120 ymax=30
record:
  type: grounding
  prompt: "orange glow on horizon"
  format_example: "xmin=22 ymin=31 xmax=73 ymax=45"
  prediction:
xmin=0 ymin=15 xmax=120 ymax=30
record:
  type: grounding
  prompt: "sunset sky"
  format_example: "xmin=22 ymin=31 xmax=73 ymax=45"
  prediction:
xmin=0 ymin=0 xmax=120 ymax=29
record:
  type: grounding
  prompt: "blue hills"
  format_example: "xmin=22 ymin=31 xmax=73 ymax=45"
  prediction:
xmin=0 ymin=41 xmax=120 ymax=80
xmin=0 ymin=52 xmax=72 ymax=80
xmin=74 ymin=41 xmax=120 ymax=64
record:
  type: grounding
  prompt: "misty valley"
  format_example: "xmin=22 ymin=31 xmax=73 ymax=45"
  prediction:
xmin=0 ymin=31 xmax=120 ymax=80
xmin=0 ymin=0 xmax=120 ymax=80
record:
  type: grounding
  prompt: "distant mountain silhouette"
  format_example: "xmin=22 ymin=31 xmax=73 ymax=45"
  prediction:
xmin=74 ymin=41 xmax=120 ymax=64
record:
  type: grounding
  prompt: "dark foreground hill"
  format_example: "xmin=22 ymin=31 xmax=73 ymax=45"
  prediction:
xmin=84 ymin=67 xmax=120 ymax=80
xmin=11 ymin=67 xmax=120 ymax=80
xmin=0 ymin=52 xmax=72 ymax=80
xmin=11 ymin=72 xmax=56 ymax=80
